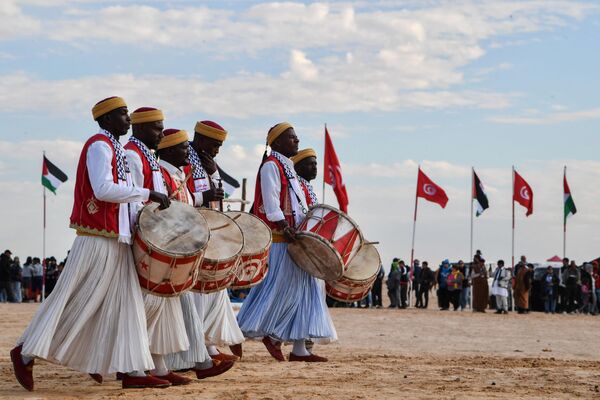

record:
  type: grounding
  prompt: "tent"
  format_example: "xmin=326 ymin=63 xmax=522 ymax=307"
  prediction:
xmin=546 ymin=255 xmax=562 ymax=263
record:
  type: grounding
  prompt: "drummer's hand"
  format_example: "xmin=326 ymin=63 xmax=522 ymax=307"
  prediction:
xmin=203 ymin=188 xmax=225 ymax=202
xmin=149 ymin=190 xmax=170 ymax=210
xmin=277 ymin=220 xmax=297 ymax=242
xmin=198 ymin=151 xmax=218 ymax=175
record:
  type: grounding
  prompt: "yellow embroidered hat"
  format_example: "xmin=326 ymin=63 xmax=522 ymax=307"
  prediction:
xmin=92 ymin=96 xmax=127 ymax=120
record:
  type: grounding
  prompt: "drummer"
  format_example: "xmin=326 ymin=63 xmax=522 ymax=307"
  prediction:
xmin=184 ymin=121 xmax=245 ymax=361
xmin=155 ymin=128 xmax=235 ymax=378
xmin=125 ymin=108 xmax=192 ymax=386
xmin=237 ymin=123 xmax=334 ymax=362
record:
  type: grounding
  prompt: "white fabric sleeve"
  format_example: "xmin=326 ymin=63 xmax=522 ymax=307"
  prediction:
xmin=125 ymin=149 xmax=144 ymax=189
xmin=193 ymin=190 xmax=204 ymax=207
xmin=260 ymin=161 xmax=285 ymax=222
xmin=87 ymin=141 xmax=150 ymax=203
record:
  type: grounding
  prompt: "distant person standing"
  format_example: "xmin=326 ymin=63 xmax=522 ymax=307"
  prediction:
xmin=9 ymin=257 xmax=23 ymax=303
xmin=417 ymin=261 xmax=434 ymax=309
xmin=21 ymin=257 xmax=33 ymax=302
xmin=447 ymin=264 xmax=464 ymax=311
xmin=387 ymin=259 xmax=401 ymax=308
xmin=471 ymin=256 xmax=488 ymax=312
xmin=398 ymin=261 xmax=410 ymax=308
xmin=514 ymin=263 xmax=534 ymax=314
xmin=412 ymin=260 xmax=422 ymax=308
xmin=0 ymin=250 xmax=14 ymax=303
xmin=562 ymin=260 xmax=581 ymax=314
xmin=557 ymin=257 xmax=569 ymax=312
xmin=542 ymin=266 xmax=559 ymax=314
xmin=371 ymin=264 xmax=384 ymax=308
xmin=491 ymin=260 xmax=511 ymax=314
xmin=458 ymin=260 xmax=470 ymax=310
xmin=436 ymin=260 xmax=452 ymax=310
xmin=31 ymin=258 xmax=43 ymax=302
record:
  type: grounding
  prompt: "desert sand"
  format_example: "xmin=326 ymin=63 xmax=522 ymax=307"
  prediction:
xmin=0 ymin=302 xmax=599 ymax=399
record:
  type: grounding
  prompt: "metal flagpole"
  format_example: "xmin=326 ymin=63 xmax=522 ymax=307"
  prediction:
xmin=563 ymin=166 xmax=567 ymax=259
xmin=409 ymin=166 xmax=420 ymax=308
xmin=511 ymin=166 xmax=515 ymax=312
xmin=470 ymin=167 xmax=474 ymax=261
xmin=42 ymin=151 xmax=47 ymax=302
xmin=322 ymin=123 xmax=326 ymax=204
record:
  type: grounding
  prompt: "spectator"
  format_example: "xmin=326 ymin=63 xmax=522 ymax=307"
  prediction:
xmin=45 ymin=257 xmax=58 ymax=295
xmin=417 ymin=261 xmax=434 ymax=309
xmin=471 ymin=256 xmax=488 ymax=313
xmin=398 ymin=260 xmax=409 ymax=308
xmin=542 ymin=266 xmax=559 ymax=314
xmin=387 ymin=259 xmax=401 ymax=308
xmin=0 ymin=250 xmax=14 ymax=303
xmin=436 ymin=260 xmax=452 ymax=310
xmin=31 ymin=257 xmax=43 ymax=302
xmin=491 ymin=260 xmax=511 ymax=314
xmin=447 ymin=263 xmax=464 ymax=311
xmin=371 ymin=264 xmax=384 ymax=308
xmin=592 ymin=261 xmax=600 ymax=315
xmin=562 ymin=260 xmax=581 ymax=314
xmin=21 ymin=257 xmax=33 ymax=302
xmin=514 ymin=263 xmax=533 ymax=314
xmin=412 ymin=260 xmax=422 ymax=308
xmin=458 ymin=260 xmax=470 ymax=311
xmin=9 ymin=256 xmax=22 ymax=303
xmin=557 ymin=257 xmax=569 ymax=313
xmin=579 ymin=263 xmax=593 ymax=314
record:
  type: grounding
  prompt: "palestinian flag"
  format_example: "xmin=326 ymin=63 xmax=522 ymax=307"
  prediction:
xmin=216 ymin=165 xmax=240 ymax=198
xmin=42 ymin=156 xmax=68 ymax=194
xmin=472 ymin=169 xmax=489 ymax=217
xmin=563 ymin=168 xmax=577 ymax=223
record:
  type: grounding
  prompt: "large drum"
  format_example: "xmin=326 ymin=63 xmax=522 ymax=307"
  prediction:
xmin=326 ymin=243 xmax=381 ymax=302
xmin=133 ymin=201 xmax=209 ymax=297
xmin=192 ymin=209 xmax=244 ymax=293
xmin=226 ymin=211 xmax=272 ymax=289
xmin=287 ymin=204 xmax=363 ymax=281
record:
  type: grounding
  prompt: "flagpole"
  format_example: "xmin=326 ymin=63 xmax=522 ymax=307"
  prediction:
xmin=410 ymin=166 xmax=420 ymax=272
xmin=563 ymin=166 xmax=567 ymax=259
xmin=322 ymin=123 xmax=326 ymax=204
xmin=470 ymin=167 xmax=474 ymax=261
xmin=511 ymin=166 xmax=515 ymax=270
xmin=42 ymin=151 xmax=47 ymax=302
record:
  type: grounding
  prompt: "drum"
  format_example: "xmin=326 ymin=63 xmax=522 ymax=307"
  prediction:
xmin=226 ymin=211 xmax=272 ymax=289
xmin=133 ymin=201 xmax=209 ymax=297
xmin=287 ymin=204 xmax=363 ymax=281
xmin=192 ymin=209 xmax=244 ymax=293
xmin=326 ymin=243 xmax=381 ymax=302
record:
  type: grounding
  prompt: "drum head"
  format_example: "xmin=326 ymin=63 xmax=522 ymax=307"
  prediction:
xmin=344 ymin=243 xmax=381 ymax=281
xmin=287 ymin=232 xmax=344 ymax=281
xmin=199 ymin=209 xmax=244 ymax=260
xmin=226 ymin=211 xmax=272 ymax=255
xmin=138 ymin=202 xmax=209 ymax=256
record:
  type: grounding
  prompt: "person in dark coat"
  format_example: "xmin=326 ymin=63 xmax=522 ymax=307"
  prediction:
xmin=417 ymin=261 xmax=434 ymax=309
xmin=387 ymin=259 xmax=401 ymax=308
xmin=371 ymin=264 xmax=384 ymax=308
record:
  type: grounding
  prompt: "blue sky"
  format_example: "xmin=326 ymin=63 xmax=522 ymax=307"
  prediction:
xmin=1 ymin=0 xmax=599 ymax=268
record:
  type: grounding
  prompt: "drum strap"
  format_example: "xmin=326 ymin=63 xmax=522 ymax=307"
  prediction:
xmin=270 ymin=151 xmax=307 ymax=216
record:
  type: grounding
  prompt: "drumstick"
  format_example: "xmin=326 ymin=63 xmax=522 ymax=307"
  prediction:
xmin=169 ymin=167 xmax=194 ymax=200
xmin=217 ymin=178 xmax=224 ymax=211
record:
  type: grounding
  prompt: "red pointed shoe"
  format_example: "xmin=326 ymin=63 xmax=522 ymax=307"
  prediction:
xmin=122 ymin=374 xmax=171 ymax=389
xmin=89 ymin=373 xmax=103 ymax=384
xmin=210 ymin=350 xmax=239 ymax=363
xmin=262 ymin=337 xmax=285 ymax=361
xmin=229 ymin=344 xmax=243 ymax=359
xmin=288 ymin=353 xmax=328 ymax=362
xmin=194 ymin=359 xmax=234 ymax=380
xmin=10 ymin=344 xmax=34 ymax=391
xmin=154 ymin=371 xmax=192 ymax=386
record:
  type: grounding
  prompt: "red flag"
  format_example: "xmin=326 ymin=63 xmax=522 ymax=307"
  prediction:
xmin=324 ymin=127 xmax=349 ymax=212
xmin=513 ymin=170 xmax=533 ymax=216
xmin=416 ymin=168 xmax=448 ymax=208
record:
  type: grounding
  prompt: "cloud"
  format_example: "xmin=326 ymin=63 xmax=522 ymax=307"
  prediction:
xmin=0 ymin=1 xmax=41 ymax=40
xmin=489 ymin=107 xmax=600 ymax=125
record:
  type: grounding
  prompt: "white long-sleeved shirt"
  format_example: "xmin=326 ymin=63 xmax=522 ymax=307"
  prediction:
xmin=260 ymin=152 xmax=308 ymax=227
xmin=159 ymin=159 xmax=195 ymax=206
xmin=87 ymin=140 xmax=149 ymax=203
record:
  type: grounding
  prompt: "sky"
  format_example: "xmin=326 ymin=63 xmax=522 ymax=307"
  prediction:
xmin=1 ymin=0 xmax=599 ymax=269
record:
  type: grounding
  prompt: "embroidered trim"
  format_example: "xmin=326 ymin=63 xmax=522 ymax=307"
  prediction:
xmin=70 ymin=224 xmax=119 ymax=238
xmin=128 ymin=137 xmax=159 ymax=171
xmin=100 ymin=129 xmax=129 ymax=180
xmin=188 ymin=144 xmax=208 ymax=180
xmin=270 ymin=151 xmax=307 ymax=215
xmin=299 ymin=176 xmax=318 ymax=205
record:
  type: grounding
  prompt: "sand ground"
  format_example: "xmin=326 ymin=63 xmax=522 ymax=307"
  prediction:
xmin=0 ymin=303 xmax=599 ymax=399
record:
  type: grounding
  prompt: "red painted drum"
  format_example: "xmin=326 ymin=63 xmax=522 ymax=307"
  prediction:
xmin=287 ymin=204 xmax=363 ymax=281
xmin=226 ymin=211 xmax=272 ymax=289
xmin=326 ymin=243 xmax=381 ymax=302
xmin=192 ymin=209 xmax=244 ymax=293
xmin=133 ymin=201 xmax=209 ymax=297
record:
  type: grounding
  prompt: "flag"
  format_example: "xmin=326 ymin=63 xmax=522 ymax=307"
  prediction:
xmin=472 ymin=169 xmax=489 ymax=216
xmin=416 ymin=168 xmax=448 ymax=208
xmin=563 ymin=170 xmax=577 ymax=223
xmin=324 ymin=127 xmax=349 ymax=212
xmin=216 ymin=165 xmax=240 ymax=198
xmin=513 ymin=170 xmax=533 ymax=216
xmin=42 ymin=156 xmax=68 ymax=194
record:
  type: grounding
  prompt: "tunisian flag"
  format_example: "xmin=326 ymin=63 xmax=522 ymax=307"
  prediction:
xmin=324 ymin=127 xmax=349 ymax=212
xmin=416 ymin=168 xmax=448 ymax=208
xmin=513 ymin=170 xmax=533 ymax=216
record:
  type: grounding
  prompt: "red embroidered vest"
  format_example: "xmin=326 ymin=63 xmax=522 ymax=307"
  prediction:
xmin=124 ymin=141 xmax=155 ymax=190
xmin=300 ymin=180 xmax=314 ymax=207
xmin=69 ymin=134 xmax=119 ymax=237
xmin=252 ymin=155 xmax=295 ymax=233
xmin=163 ymin=166 xmax=191 ymax=204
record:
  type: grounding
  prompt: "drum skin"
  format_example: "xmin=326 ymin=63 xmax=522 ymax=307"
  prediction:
xmin=288 ymin=233 xmax=345 ymax=281
xmin=134 ymin=202 xmax=209 ymax=297
xmin=226 ymin=211 xmax=272 ymax=289
xmin=326 ymin=243 xmax=381 ymax=303
xmin=192 ymin=209 xmax=244 ymax=293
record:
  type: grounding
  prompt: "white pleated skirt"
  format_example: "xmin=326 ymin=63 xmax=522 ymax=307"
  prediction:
xmin=195 ymin=290 xmax=244 ymax=346
xmin=19 ymin=236 xmax=154 ymax=375
xmin=144 ymin=293 xmax=189 ymax=355
xmin=164 ymin=292 xmax=211 ymax=370
xmin=313 ymin=279 xmax=338 ymax=344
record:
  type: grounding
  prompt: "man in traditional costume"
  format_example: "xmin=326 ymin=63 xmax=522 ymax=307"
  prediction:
xmin=237 ymin=123 xmax=334 ymax=362
xmin=11 ymin=97 xmax=173 ymax=390
xmin=156 ymin=128 xmax=236 ymax=378
xmin=184 ymin=121 xmax=244 ymax=361
xmin=124 ymin=108 xmax=193 ymax=386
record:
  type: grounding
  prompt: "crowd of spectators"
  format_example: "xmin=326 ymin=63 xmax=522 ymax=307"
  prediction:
xmin=0 ymin=249 xmax=65 ymax=303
